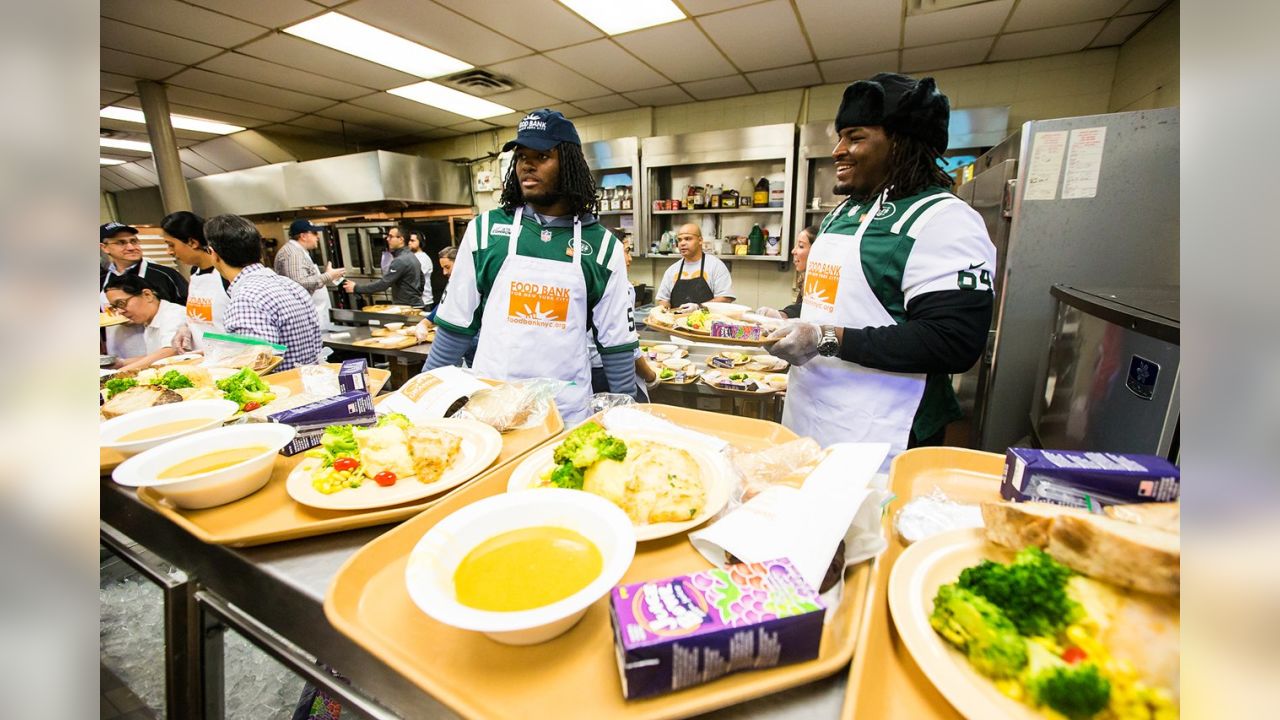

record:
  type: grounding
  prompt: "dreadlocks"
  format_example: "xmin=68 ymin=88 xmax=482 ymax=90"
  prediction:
xmin=499 ymin=142 xmax=599 ymax=218
xmin=863 ymin=132 xmax=955 ymax=202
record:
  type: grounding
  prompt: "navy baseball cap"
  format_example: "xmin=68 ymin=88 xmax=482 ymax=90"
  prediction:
xmin=502 ymin=109 xmax=580 ymax=152
xmin=100 ymin=221 xmax=137 ymax=241
xmin=289 ymin=219 xmax=323 ymax=237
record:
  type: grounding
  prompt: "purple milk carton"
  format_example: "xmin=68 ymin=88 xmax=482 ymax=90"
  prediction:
xmin=338 ymin=358 xmax=369 ymax=393
xmin=609 ymin=558 xmax=824 ymax=700
xmin=1002 ymin=448 xmax=1180 ymax=512
xmin=268 ymin=391 xmax=376 ymax=456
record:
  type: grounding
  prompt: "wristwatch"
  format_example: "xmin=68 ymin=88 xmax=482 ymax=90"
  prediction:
xmin=816 ymin=325 xmax=840 ymax=357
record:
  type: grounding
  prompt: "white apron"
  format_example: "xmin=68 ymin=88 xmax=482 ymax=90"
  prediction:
xmin=470 ymin=208 xmax=593 ymax=425
xmin=311 ymin=284 xmax=335 ymax=332
xmin=185 ymin=268 xmax=230 ymax=351
xmin=102 ymin=259 xmax=149 ymax=359
xmin=782 ymin=194 xmax=927 ymax=465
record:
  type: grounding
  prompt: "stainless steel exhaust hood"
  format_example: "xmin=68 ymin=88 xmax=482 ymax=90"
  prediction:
xmin=187 ymin=150 xmax=472 ymax=217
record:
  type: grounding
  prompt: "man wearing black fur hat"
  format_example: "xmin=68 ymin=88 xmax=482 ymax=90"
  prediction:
xmin=765 ymin=73 xmax=995 ymax=465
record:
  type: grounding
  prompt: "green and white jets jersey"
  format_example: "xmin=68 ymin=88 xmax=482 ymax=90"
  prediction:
xmin=816 ymin=186 xmax=996 ymax=439
xmin=435 ymin=208 xmax=639 ymax=355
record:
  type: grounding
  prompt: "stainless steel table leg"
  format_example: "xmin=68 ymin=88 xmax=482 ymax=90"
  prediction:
xmin=101 ymin=523 xmax=202 ymax=719
xmin=202 ymin=607 xmax=226 ymax=720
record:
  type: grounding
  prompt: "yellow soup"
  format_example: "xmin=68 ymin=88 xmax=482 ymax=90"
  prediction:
xmin=453 ymin=526 xmax=602 ymax=612
xmin=117 ymin=417 xmax=215 ymax=443
xmin=158 ymin=446 xmax=269 ymax=480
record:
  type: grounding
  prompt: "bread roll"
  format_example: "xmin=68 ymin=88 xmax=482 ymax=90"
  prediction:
xmin=980 ymin=501 xmax=1089 ymax=550
xmin=1048 ymin=513 xmax=1180 ymax=596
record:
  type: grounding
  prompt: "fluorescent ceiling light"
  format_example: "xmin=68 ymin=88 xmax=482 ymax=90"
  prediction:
xmin=285 ymin=12 xmax=471 ymax=78
xmin=100 ymin=106 xmax=244 ymax=135
xmin=389 ymin=81 xmax=513 ymax=120
xmin=100 ymin=158 xmax=126 ymax=166
xmin=557 ymin=0 xmax=684 ymax=34
xmin=100 ymin=137 xmax=152 ymax=152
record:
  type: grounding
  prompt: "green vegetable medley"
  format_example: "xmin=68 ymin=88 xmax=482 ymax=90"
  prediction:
xmin=152 ymin=369 xmax=194 ymax=391
xmin=215 ymin=368 xmax=276 ymax=410
xmin=304 ymin=413 xmax=410 ymax=494
xmin=104 ymin=377 xmax=138 ymax=399
xmin=545 ymin=421 xmax=627 ymax=490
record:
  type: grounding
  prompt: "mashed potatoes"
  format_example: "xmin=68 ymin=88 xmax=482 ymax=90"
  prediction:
xmin=579 ymin=440 xmax=705 ymax=524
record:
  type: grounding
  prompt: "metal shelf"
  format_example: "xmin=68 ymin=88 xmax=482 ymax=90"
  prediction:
xmin=596 ymin=209 xmax=633 ymax=215
xmin=641 ymin=253 xmax=788 ymax=263
xmin=652 ymin=207 xmax=782 ymax=215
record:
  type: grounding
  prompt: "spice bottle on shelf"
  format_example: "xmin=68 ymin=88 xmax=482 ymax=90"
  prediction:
xmin=753 ymin=178 xmax=770 ymax=208
xmin=721 ymin=188 xmax=738 ymax=208
xmin=747 ymin=224 xmax=765 ymax=255
xmin=709 ymin=184 xmax=721 ymax=209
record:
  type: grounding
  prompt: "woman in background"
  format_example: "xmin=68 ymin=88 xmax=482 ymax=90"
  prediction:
xmin=160 ymin=210 xmax=229 ymax=353
xmin=104 ymin=274 xmax=186 ymax=371
xmin=756 ymin=225 xmax=819 ymax=319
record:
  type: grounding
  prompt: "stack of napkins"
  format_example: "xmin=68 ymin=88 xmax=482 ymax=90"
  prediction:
xmin=689 ymin=443 xmax=891 ymax=601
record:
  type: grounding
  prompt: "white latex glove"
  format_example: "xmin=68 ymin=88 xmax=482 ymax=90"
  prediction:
xmin=171 ymin=324 xmax=194 ymax=354
xmin=754 ymin=306 xmax=785 ymax=320
xmin=325 ymin=262 xmax=345 ymax=283
xmin=765 ymin=319 xmax=822 ymax=366
xmin=676 ymin=302 xmax=700 ymax=314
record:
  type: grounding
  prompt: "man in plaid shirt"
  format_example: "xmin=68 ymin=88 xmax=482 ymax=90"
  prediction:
xmin=206 ymin=214 xmax=323 ymax=370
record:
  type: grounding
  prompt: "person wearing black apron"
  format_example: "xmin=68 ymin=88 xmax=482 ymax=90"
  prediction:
xmin=656 ymin=223 xmax=735 ymax=310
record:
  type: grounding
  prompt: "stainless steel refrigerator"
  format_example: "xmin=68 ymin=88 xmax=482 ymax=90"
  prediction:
xmin=953 ymin=108 xmax=1179 ymax=453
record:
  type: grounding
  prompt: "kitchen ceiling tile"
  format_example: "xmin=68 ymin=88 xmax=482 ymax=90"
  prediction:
xmin=901 ymin=37 xmax=995 ymax=72
xmin=349 ymin=93 xmax=470 ymax=127
xmin=623 ymin=84 xmax=694 ymax=107
xmin=680 ymin=0 xmax=760 ymax=13
xmin=179 ymin=147 xmax=229 ymax=174
xmin=905 ymin=0 xmax=1014 ymax=47
xmin=101 ymin=72 xmax=139 ymax=94
xmin=168 ymin=68 xmax=336 ymax=112
xmin=100 ymin=0 xmax=265 ymax=48
xmin=101 ymin=91 xmax=129 ymax=107
xmin=488 ymin=112 xmax=527 ymax=126
xmin=137 ymin=156 xmax=203 ymax=180
xmin=100 ymin=167 xmax=143 ymax=190
xmin=1120 ymin=0 xmax=1169 ymax=13
xmin=99 ymin=173 xmax=128 ymax=192
xmin=1006 ymin=0 xmax=1129 ymax=32
xmin=113 ymin=162 xmax=161 ymax=186
xmin=418 ymin=127 xmax=465 ymax=139
xmin=818 ymin=51 xmax=899 ymax=83
xmin=432 ymin=0 xmax=601 ymax=52
xmin=343 ymin=0 xmax=531 ymax=67
xmin=989 ymin=21 xmax=1107 ymax=61
xmin=237 ymin=34 xmax=420 ymax=90
xmin=1089 ymin=13 xmax=1153 ymax=47
xmin=100 ymin=18 xmax=222 ymax=65
xmin=183 ymin=0 xmax=324 ymax=29
xmin=545 ymin=39 xmax=668 ymax=93
xmin=199 ymin=53 xmax=373 ymax=99
xmin=697 ymin=0 xmax=811 ymax=72
xmin=614 ymin=20 xmax=736 ymax=83
xmin=557 ymin=102 xmax=587 ymax=117
xmin=449 ymin=120 xmax=500 ymax=133
xmin=317 ymin=103 xmax=426 ymax=134
xmin=798 ymin=0 xmax=901 ymax=60
xmin=486 ymin=88 xmax=561 ymax=111
xmin=682 ymin=74 xmax=753 ymax=100
xmin=746 ymin=63 xmax=821 ymax=92
xmin=572 ymin=95 xmax=639 ymax=114
xmin=162 ymin=86 xmax=302 ymax=122
xmin=488 ymin=54 xmax=610 ymax=101
xmin=100 ymin=49 xmax=182 ymax=80
xmin=100 ymin=117 xmax=214 ymax=143
xmin=161 ymin=103 xmax=271 ymax=129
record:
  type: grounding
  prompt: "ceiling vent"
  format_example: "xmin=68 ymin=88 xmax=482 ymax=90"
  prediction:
xmin=441 ymin=69 xmax=521 ymax=97
xmin=907 ymin=0 xmax=1000 ymax=15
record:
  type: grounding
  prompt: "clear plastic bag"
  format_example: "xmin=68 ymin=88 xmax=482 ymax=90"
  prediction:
xmin=728 ymin=437 xmax=825 ymax=504
xmin=589 ymin=392 xmax=635 ymax=415
xmin=454 ymin=378 xmax=565 ymax=432
xmin=892 ymin=488 xmax=985 ymax=546
xmin=198 ymin=332 xmax=283 ymax=371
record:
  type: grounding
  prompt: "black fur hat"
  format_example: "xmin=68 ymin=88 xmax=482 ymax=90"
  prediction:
xmin=835 ymin=73 xmax=950 ymax=154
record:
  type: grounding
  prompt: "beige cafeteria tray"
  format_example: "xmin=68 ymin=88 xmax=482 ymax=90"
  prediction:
xmin=325 ymin=405 xmax=875 ymax=720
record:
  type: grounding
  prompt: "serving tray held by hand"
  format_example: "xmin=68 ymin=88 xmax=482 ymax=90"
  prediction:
xmin=324 ymin=405 xmax=875 ymax=720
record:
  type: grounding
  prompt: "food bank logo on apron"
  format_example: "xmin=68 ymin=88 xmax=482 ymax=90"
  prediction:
xmin=508 ymin=281 xmax=570 ymax=328
xmin=803 ymin=261 xmax=841 ymax=312
xmin=187 ymin=297 xmax=214 ymax=322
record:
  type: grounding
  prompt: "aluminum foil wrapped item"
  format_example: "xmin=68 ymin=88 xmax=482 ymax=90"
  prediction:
xmin=729 ymin=437 xmax=825 ymax=504
xmin=589 ymin=392 xmax=635 ymax=415
xmin=892 ymin=488 xmax=985 ymax=546
xmin=454 ymin=378 xmax=563 ymax=432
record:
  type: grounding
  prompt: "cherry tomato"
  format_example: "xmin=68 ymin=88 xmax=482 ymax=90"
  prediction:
xmin=1062 ymin=646 xmax=1087 ymax=664
xmin=242 ymin=401 xmax=261 ymax=412
xmin=333 ymin=457 xmax=358 ymax=472
xmin=374 ymin=471 xmax=397 ymax=487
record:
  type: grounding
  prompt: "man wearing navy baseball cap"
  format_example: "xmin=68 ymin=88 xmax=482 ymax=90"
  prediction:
xmin=424 ymin=109 xmax=640 ymax=423
xmin=100 ymin=221 xmax=190 ymax=357
xmin=275 ymin=218 xmax=344 ymax=330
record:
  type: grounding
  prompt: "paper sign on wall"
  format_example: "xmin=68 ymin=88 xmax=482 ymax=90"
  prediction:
xmin=1024 ymin=130 xmax=1068 ymax=201
xmin=1062 ymin=126 xmax=1107 ymax=199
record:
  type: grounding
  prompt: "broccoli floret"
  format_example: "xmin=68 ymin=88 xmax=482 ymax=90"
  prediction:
xmin=376 ymin=412 xmax=412 ymax=429
xmin=552 ymin=422 xmax=606 ymax=466
xmin=594 ymin=436 xmax=628 ymax=463
xmin=104 ymin=377 xmax=138 ymax=399
xmin=929 ymin=584 xmax=1028 ymax=679
xmin=548 ymin=462 xmax=584 ymax=490
xmin=216 ymin=368 xmax=275 ymax=409
xmin=153 ymin=369 xmax=194 ymax=390
xmin=957 ymin=547 xmax=1080 ymax=638
xmin=1029 ymin=664 xmax=1110 ymax=718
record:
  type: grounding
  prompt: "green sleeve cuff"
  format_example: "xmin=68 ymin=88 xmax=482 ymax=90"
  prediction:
xmin=598 ymin=340 xmax=640 ymax=355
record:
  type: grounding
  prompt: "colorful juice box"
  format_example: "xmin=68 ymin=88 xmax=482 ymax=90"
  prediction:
xmin=709 ymin=321 xmax=763 ymax=341
xmin=1002 ymin=447 xmax=1180 ymax=511
xmin=268 ymin=391 xmax=376 ymax=456
xmin=609 ymin=558 xmax=824 ymax=700
xmin=338 ymin=358 xmax=369 ymax=393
